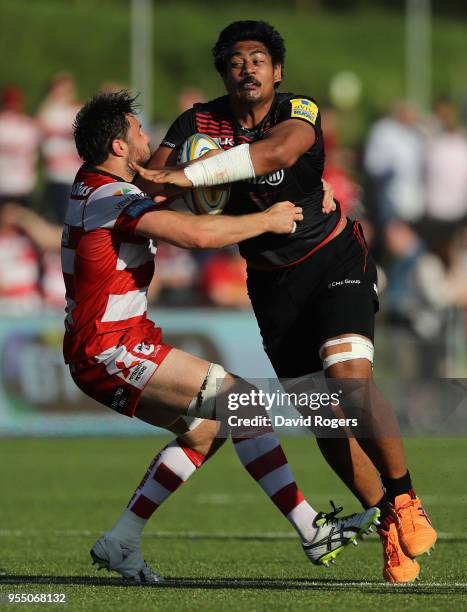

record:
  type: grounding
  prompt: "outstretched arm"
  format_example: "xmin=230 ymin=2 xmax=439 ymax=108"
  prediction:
xmin=135 ymin=120 xmax=313 ymax=187
xmin=135 ymin=92 xmax=336 ymax=214
xmin=135 ymin=202 xmax=303 ymax=250
xmin=133 ymin=143 xmax=336 ymax=215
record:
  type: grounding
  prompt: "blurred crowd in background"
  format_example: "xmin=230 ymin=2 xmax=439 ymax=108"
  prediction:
xmin=0 ymin=74 xmax=466 ymax=374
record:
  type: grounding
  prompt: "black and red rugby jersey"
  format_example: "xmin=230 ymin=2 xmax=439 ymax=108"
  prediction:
xmin=161 ymin=92 xmax=342 ymax=268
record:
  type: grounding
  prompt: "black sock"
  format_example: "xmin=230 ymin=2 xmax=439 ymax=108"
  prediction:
xmin=382 ymin=470 xmax=413 ymax=503
xmin=365 ymin=494 xmax=391 ymax=524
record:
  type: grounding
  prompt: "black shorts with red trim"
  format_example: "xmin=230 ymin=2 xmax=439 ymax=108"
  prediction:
xmin=246 ymin=219 xmax=379 ymax=378
xmin=69 ymin=328 xmax=172 ymax=417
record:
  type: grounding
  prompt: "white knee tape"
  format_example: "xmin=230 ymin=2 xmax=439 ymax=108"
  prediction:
xmin=319 ymin=336 xmax=374 ymax=370
xmin=186 ymin=363 xmax=227 ymax=420
xmin=181 ymin=415 xmax=204 ymax=431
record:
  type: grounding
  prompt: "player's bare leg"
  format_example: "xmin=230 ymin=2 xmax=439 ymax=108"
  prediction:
xmin=318 ymin=333 xmax=436 ymax=582
xmin=316 ymin=436 xmax=384 ymax=508
xmin=323 ymin=349 xmax=407 ymax=481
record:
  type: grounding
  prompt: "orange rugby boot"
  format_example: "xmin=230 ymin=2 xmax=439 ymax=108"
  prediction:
xmin=392 ymin=493 xmax=437 ymax=558
xmin=378 ymin=521 xmax=420 ymax=583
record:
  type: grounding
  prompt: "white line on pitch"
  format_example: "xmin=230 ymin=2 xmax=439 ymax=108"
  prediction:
xmin=195 ymin=493 xmax=466 ymax=505
xmin=0 ymin=529 xmax=457 ymax=540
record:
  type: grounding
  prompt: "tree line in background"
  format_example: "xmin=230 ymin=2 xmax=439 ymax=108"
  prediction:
xmin=2 ymin=0 xmax=467 ymax=138
xmin=161 ymin=0 xmax=467 ymax=17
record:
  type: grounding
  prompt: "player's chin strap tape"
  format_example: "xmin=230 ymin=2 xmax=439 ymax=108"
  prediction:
xmin=185 ymin=363 xmax=227 ymax=421
xmin=183 ymin=144 xmax=255 ymax=187
xmin=319 ymin=336 xmax=374 ymax=370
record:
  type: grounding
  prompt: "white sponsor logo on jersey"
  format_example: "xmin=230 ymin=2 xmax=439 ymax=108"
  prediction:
xmin=218 ymin=137 xmax=235 ymax=147
xmin=328 ymin=279 xmax=361 ymax=289
xmin=247 ymin=170 xmax=285 ymax=187
xmin=71 ymin=181 xmax=92 ymax=197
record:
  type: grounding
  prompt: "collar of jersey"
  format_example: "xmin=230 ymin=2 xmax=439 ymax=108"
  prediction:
xmin=229 ymin=93 xmax=277 ymax=136
xmin=84 ymin=164 xmax=126 ymax=183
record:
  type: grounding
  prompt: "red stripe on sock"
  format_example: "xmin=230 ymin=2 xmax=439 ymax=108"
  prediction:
xmin=271 ymin=482 xmax=305 ymax=516
xmin=153 ymin=462 xmax=184 ymax=491
xmin=245 ymin=445 xmax=287 ymax=481
xmin=176 ymin=438 xmax=205 ymax=468
xmin=232 ymin=434 xmax=275 ymax=443
xmin=130 ymin=494 xmax=159 ymax=519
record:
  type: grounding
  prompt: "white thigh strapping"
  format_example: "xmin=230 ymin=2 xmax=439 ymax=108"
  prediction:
xmin=319 ymin=336 xmax=374 ymax=370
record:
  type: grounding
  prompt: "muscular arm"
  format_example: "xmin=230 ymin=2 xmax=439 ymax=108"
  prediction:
xmin=135 ymin=202 xmax=301 ymax=250
xmin=249 ymin=119 xmax=316 ymax=175
xmin=135 ymin=132 xmax=335 ymax=214
xmin=134 ymin=119 xmax=315 ymax=190
xmin=141 ymin=118 xmax=314 ymax=178
xmin=134 ymin=107 xmax=334 ymax=212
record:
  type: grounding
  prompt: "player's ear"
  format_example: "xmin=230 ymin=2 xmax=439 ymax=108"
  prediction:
xmin=273 ymin=64 xmax=282 ymax=86
xmin=110 ymin=138 xmax=127 ymax=158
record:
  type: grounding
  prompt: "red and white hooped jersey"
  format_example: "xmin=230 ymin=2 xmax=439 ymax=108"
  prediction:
xmin=62 ymin=166 xmax=160 ymax=364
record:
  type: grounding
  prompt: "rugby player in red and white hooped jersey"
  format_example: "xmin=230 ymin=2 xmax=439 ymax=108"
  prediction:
xmin=134 ymin=21 xmax=437 ymax=583
xmin=63 ymin=92 xmax=379 ymax=583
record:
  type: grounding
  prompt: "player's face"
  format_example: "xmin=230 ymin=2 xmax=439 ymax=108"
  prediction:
xmin=125 ymin=114 xmax=151 ymax=165
xmin=223 ymin=41 xmax=282 ymax=105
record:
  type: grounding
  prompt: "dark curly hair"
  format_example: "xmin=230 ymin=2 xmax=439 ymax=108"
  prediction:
xmin=73 ymin=90 xmax=140 ymax=166
xmin=213 ymin=21 xmax=286 ymax=78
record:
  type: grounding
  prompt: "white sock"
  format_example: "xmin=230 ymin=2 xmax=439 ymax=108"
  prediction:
xmin=232 ymin=433 xmax=318 ymax=543
xmin=107 ymin=437 xmax=205 ymax=549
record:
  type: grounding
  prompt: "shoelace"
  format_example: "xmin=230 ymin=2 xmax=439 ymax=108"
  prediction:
xmin=382 ymin=528 xmax=402 ymax=566
xmin=321 ymin=500 xmax=356 ymax=525
xmin=397 ymin=497 xmax=420 ymax=511
xmin=396 ymin=497 xmax=427 ymax=524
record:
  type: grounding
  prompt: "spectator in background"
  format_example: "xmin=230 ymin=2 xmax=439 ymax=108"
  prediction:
xmin=363 ymin=101 xmax=425 ymax=229
xmin=0 ymin=86 xmax=40 ymax=207
xmin=178 ymin=86 xmax=205 ymax=113
xmin=153 ymin=86 xmax=205 ymax=148
xmin=384 ymin=222 xmax=467 ymax=376
xmin=0 ymin=203 xmax=42 ymax=313
xmin=384 ymin=220 xmax=425 ymax=321
xmin=425 ymin=98 xmax=467 ymax=230
xmin=321 ymin=107 xmax=361 ymax=217
xmin=100 ymin=81 xmax=128 ymax=95
xmin=148 ymin=242 xmax=198 ymax=307
xmin=200 ymin=246 xmax=250 ymax=309
xmin=0 ymin=203 xmax=64 ymax=312
xmin=38 ymin=72 xmax=82 ymax=223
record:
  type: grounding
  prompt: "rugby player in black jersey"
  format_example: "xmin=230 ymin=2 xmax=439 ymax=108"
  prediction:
xmin=133 ymin=21 xmax=437 ymax=582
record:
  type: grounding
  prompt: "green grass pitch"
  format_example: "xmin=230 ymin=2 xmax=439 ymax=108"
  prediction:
xmin=1 ymin=436 xmax=466 ymax=611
